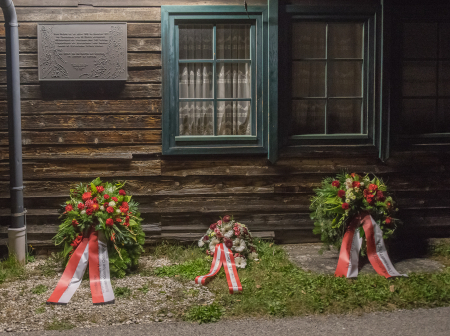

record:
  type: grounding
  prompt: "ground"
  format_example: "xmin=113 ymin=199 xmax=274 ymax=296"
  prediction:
xmin=1 ymin=240 xmax=450 ymax=334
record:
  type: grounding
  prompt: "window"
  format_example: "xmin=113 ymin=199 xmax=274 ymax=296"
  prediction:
xmin=396 ymin=21 xmax=450 ymax=138
xmin=162 ymin=6 xmax=269 ymax=155
xmin=281 ymin=6 xmax=378 ymax=147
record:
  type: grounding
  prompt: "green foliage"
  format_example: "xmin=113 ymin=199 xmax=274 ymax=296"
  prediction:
xmin=154 ymin=258 xmax=211 ymax=280
xmin=310 ymin=172 xmax=400 ymax=252
xmin=35 ymin=306 xmax=46 ymax=314
xmin=431 ymin=240 xmax=450 ymax=257
xmin=0 ymin=253 xmax=25 ymax=284
xmin=184 ymin=304 xmax=224 ymax=324
xmin=32 ymin=284 xmax=48 ymax=295
xmin=45 ymin=319 xmax=75 ymax=331
xmin=114 ymin=286 xmax=131 ymax=298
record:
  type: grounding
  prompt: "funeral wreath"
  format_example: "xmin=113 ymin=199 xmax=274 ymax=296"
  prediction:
xmin=53 ymin=177 xmax=145 ymax=278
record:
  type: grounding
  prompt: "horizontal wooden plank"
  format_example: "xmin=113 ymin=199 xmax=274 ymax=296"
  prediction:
xmin=0 ymin=159 xmax=161 ymax=180
xmin=0 ymin=38 xmax=160 ymax=53
xmin=0 ymin=114 xmax=161 ymax=130
xmin=0 ymin=99 xmax=161 ymax=115
xmin=0 ymin=129 xmax=161 ymax=146
xmin=0 ymin=83 xmax=161 ymax=99
xmin=0 ymin=53 xmax=161 ymax=68
xmin=1 ymin=8 xmax=162 ymax=22
xmin=11 ymin=0 xmax=267 ymax=6
xmin=0 ymin=68 xmax=162 ymax=84
xmin=0 ymin=145 xmax=162 ymax=161
xmin=0 ymin=23 xmax=161 ymax=38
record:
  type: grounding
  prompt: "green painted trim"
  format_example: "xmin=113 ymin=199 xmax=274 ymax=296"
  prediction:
xmin=175 ymin=135 xmax=258 ymax=142
xmin=290 ymin=134 xmax=369 ymax=140
xmin=268 ymin=0 xmax=278 ymax=163
xmin=161 ymin=5 xmax=269 ymax=156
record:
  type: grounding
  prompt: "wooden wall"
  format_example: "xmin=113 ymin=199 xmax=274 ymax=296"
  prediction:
xmin=1 ymin=0 xmax=449 ymax=252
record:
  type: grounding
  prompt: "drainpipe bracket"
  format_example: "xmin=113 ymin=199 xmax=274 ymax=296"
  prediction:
xmin=11 ymin=209 xmax=27 ymax=217
xmin=10 ymin=185 xmax=24 ymax=191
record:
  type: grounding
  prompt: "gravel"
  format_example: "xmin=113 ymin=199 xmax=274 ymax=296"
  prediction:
xmin=0 ymin=256 xmax=214 ymax=333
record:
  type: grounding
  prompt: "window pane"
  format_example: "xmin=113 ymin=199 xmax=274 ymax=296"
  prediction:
xmin=401 ymin=99 xmax=436 ymax=134
xmin=402 ymin=61 xmax=436 ymax=96
xmin=439 ymin=23 xmax=450 ymax=58
xmin=328 ymin=61 xmax=362 ymax=97
xmin=328 ymin=23 xmax=363 ymax=59
xmin=438 ymin=99 xmax=450 ymax=132
xmin=292 ymin=22 xmax=326 ymax=59
xmin=179 ymin=63 xmax=213 ymax=99
xmin=439 ymin=61 xmax=450 ymax=96
xmin=290 ymin=100 xmax=326 ymax=135
xmin=217 ymin=101 xmax=251 ymax=135
xmin=328 ymin=99 xmax=362 ymax=134
xmin=217 ymin=63 xmax=251 ymax=99
xmin=216 ymin=24 xmax=250 ymax=59
xmin=179 ymin=101 xmax=214 ymax=135
xmin=292 ymin=61 xmax=326 ymax=97
xmin=179 ymin=24 xmax=213 ymax=60
xmin=403 ymin=23 xmax=437 ymax=59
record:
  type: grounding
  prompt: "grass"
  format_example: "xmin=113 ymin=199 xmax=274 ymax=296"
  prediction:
xmin=114 ymin=286 xmax=132 ymax=298
xmin=152 ymin=240 xmax=450 ymax=321
xmin=0 ymin=253 xmax=25 ymax=284
xmin=45 ymin=319 xmax=75 ymax=331
xmin=184 ymin=304 xmax=224 ymax=324
xmin=32 ymin=284 xmax=48 ymax=295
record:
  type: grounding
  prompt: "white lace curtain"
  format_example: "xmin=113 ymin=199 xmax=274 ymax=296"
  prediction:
xmin=178 ymin=24 xmax=251 ymax=136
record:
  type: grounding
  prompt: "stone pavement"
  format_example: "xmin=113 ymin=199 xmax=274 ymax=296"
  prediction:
xmin=283 ymin=243 xmax=444 ymax=275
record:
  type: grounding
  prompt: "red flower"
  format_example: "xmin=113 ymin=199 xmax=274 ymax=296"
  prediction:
xmin=366 ymin=195 xmax=375 ymax=204
xmin=337 ymin=190 xmax=345 ymax=198
xmin=85 ymin=200 xmax=94 ymax=207
xmin=351 ymin=173 xmax=359 ymax=178
xmin=119 ymin=207 xmax=127 ymax=213
xmin=223 ymin=215 xmax=231 ymax=223
xmin=119 ymin=189 xmax=126 ymax=196
xmin=106 ymin=207 xmax=114 ymax=214
xmin=65 ymin=204 xmax=73 ymax=213
xmin=217 ymin=220 xmax=222 ymax=226
xmin=86 ymin=208 xmax=93 ymax=216
xmin=104 ymin=194 xmax=110 ymax=200
xmin=103 ymin=202 xmax=109 ymax=208
xmin=96 ymin=186 xmax=104 ymax=193
xmin=368 ymin=184 xmax=378 ymax=191
xmin=224 ymin=239 xmax=233 ymax=249
xmin=106 ymin=218 xmax=114 ymax=227
xmin=93 ymin=197 xmax=98 ymax=204
xmin=71 ymin=234 xmax=83 ymax=247
xmin=112 ymin=197 xmax=118 ymax=202
xmin=121 ymin=202 xmax=129 ymax=210
xmin=352 ymin=181 xmax=361 ymax=188
xmin=77 ymin=203 xmax=85 ymax=210
xmin=331 ymin=180 xmax=340 ymax=187
xmin=214 ymin=227 xmax=223 ymax=238
xmin=124 ymin=222 xmax=130 ymax=227
xmin=342 ymin=203 xmax=350 ymax=210
xmin=209 ymin=223 xmax=217 ymax=230
xmin=116 ymin=218 xmax=122 ymax=223
xmin=385 ymin=217 xmax=392 ymax=224
xmin=71 ymin=219 xmax=79 ymax=227
xmin=82 ymin=192 xmax=92 ymax=202
xmin=203 ymin=235 xmax=209 ymax=241
xmin=376 ymin=190 xmax=385 ymax=201
xmin=92 ymin=203 xmax=100 ymax=212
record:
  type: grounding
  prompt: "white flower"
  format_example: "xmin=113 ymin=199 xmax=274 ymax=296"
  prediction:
xmin=209 ymin=238 xmax=220 ymax=252
xmin=80 ymin=210 xmax=86 ymax=215
xmin=233 ymin=238 xmax=241 ymax=247
xmin=249 ymin=252 xmax=259 ymax=261
xmin=360 ymin=182 xmax=365 ymax=187
xmin=350 ymin=194 xmax=356 ymax=200
xmin=100 ymin=206 xmax=105 ymax=211
xmin=345 ymin=178 xmax=353 ymax=189
xmin=108 ymin=201 xmax=116 ymax=207
xmin=223 ymin=223 xmax=233 ymax=232
xmin=116 ymin=209 xmax=121 ymax=214
xmin=224 ymin=230 xmax=234 ymax=238
xmin=234 ymin=239 xmax=246 ymax=253
xmin=346 ymin=198 xmax=351 ymax=203
xmin=234 ymin=257 xmax=247 ymax=269
xmin=198 ymin=239 xmax=205 ymax=248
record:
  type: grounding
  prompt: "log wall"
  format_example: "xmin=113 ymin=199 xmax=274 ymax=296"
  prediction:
xmin=0 ymin=0 xmax=449 ymax=251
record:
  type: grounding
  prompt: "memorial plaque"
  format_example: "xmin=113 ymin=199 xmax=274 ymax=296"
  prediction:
xmin=38 ymin=23 xmax=127 ymax=81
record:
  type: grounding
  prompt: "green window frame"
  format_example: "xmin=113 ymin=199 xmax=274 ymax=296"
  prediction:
xmin=161 ymin=6 xmax=270 ymax=156
xmin=280 ymin=5 xmax=383 ymax=153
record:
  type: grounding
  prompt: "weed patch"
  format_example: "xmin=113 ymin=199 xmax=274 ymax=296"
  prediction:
xmin=114 ymin=286 xmax=131 ymax=298
xmin=45 ymin=319 xmax=75 ymax=331
xmin=184 ymin=304 xmax=224 ymax=324
xmin=32 ymin=284 xmax=48 ymax=295
xmin=0 ymin=254 xmax=25 ymax=284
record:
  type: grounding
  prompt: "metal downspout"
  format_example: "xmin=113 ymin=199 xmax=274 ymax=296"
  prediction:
xmin=0 ymin=0 xmax=26 ymax=263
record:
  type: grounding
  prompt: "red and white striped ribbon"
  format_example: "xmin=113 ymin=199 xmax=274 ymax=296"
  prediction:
xmin=335 ymin=212 xmax=407 ymax=279
xmin=195 ymin=243 xmax=243 ymax=294
xmin=47 ymin=230 xmax=115 ymax=305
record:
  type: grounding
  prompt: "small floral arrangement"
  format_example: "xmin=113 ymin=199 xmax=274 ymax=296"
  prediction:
xmin=53 ymin=178 xmax=145 ymax=277
xmin=198 ymin=215 xmax=258 ymax=268
xmin=311 ymin=173 xmax=400 ymax=252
